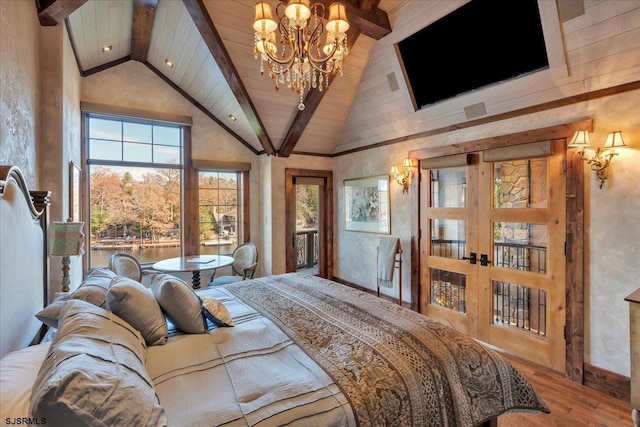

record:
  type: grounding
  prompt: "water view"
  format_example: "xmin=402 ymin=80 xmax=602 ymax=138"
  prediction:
xmin=89 ymin=243 xmax=234 ymax=269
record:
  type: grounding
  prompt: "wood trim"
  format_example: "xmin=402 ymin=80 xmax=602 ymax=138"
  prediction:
xmin=566 ymin=138 xmax=587 ymax=384
xmin=241 ymin=171 xmax=250 ymax=243
xmin=410 ymin=119 xmax=593 ymax=160
xmin=80 ymin=101 xmax=192 ymax=125
xmin=83 ymin=56 xmax=131 ymax=77
xmin=37 ymin=0 xmax=87 ymax=26
xmin=584 ymin=362 xmax=631 ymax=402
xmin=130 ymin=0 xmax=158 ymax=62
xmin=192 ymin=159 xmax=251 ymax=171
xmin=182 ymin=126 xmax=199 ymax=256
xmin=182 ymin=0 xmax=275 ymax=156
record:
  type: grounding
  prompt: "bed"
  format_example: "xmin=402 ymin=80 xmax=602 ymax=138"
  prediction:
xmin=0 ymin=164 xmax=549 ymax=427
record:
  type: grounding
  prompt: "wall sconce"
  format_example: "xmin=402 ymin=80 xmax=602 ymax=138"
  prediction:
xmin=51 ymin=219 xmax=85 ymax=292
xmin=568 ymin=130 xmax=627 ymax=189
xmin=390 ymin=157 xmax=415 ymax=194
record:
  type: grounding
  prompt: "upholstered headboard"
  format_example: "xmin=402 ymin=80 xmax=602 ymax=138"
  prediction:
xmin=0 ymin=166 xmax=50 ymax=359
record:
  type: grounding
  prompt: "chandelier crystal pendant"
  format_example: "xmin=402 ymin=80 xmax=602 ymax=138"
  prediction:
xmin=253 ymin=0 xmax=350 ymax=110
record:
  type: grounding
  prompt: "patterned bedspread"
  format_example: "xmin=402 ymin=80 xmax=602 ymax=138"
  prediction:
xmin=225 ymin=273 xmax=549 ymax=427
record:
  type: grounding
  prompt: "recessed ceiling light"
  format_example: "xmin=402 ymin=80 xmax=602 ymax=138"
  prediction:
xmin=229 ymin=114 xmax=237 ymax=122
xmin=164 ymin=59 xmax=174 ymax=68
xmin=102 ymin=45 xmax=112 ymax=52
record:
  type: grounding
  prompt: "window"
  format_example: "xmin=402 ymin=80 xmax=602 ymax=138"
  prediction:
xmin=198 ymin=170 xmax=244 ymax=256
xmin=86 ymin=114 xmax=184 ymax=268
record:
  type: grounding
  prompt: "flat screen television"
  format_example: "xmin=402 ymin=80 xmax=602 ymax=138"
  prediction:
xmin=397 ymin=0 xmax=549 ymax=109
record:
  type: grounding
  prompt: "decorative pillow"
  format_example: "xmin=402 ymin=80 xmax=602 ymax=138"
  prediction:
xmin=69 ymin=270 xmax=115 ymax=308
xmin=107 ymin=276 xmax=168 ymax=346
xmin=30 ymin=299 xmax=167 ymax=427
xmin=200 ymin=295 xmax=234 ymax=327
xmin=35 ymin=292 xmax=70 ymax=329
xmin=151 ymin=274 xmax=206 ymax=334
xmin=35 ymin=269 xmax=116 ymax=328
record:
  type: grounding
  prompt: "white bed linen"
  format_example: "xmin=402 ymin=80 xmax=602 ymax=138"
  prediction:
xmin=0 ymin=342 xmax=50 ymax=421
xmin=146 ymin=286 xmax=355 ymax=427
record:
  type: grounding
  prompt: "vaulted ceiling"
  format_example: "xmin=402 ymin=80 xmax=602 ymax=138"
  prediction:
xmin=37 ymin=0 xmax=394 ymax=157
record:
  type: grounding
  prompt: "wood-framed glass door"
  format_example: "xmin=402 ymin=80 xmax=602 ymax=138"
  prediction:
xmin=420 ymin=140 xmax=567 ymax=372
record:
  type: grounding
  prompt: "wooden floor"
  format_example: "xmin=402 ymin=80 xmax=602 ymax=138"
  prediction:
xmin=498 ymin=352 xmax=634 ymax=427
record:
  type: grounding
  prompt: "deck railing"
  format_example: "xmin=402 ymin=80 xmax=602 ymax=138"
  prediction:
xmin=296 ymin=230 xmax=318 ymax=270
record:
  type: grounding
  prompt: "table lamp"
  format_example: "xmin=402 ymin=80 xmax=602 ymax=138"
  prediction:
xmin=51 ymin=219 xmax=84 ymax=292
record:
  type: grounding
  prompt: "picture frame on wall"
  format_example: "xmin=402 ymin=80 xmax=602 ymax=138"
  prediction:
xmin=344 ymin=175 xmax=390 ymax=234
xmin=69 ymin=161 xmax=81 ymax=222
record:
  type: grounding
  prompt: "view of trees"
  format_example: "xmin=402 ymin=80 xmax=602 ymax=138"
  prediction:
xmin=198 ymin=172 xmax=239 ymax=241
xmin=296 ymin=184 xmax=319 ymax=229
xmin=90 ymin=166 xmax=180 ymax=242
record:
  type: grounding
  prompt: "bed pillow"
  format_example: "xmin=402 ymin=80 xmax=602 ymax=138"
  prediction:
xmin=35 ymin=292 xmax=70 ymax=329
xmin=200 ymin=295 xmax=234 ymax=327
xmin=35 ymin=268 xmax=116 ymax=328
xmin=107 ymin=276 xmax=168 ymax=346
xmin=68 ymin=268 xmax=116 ymax=308
xmin=151 ymin=274 xmax=206 ymax=334
xmin=30 ymin=299 xmax=166 ymax=427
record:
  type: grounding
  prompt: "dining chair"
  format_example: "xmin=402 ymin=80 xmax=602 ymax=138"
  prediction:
xmin=109 ymin=253 xmax=160 ymax=284
xmin=208 ymin=242 xmax=258 ymax=286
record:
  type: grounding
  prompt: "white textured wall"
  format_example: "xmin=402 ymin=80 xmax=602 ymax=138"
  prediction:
xmin=0 ymin=0 xmax=40 ymax=186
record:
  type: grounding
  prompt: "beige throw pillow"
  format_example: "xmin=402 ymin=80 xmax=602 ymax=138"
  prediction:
xmin=107 ymin=276 xmax=168 ymax=346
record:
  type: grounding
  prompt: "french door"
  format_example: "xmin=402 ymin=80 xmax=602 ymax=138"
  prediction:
xmin=419 ymin=140 xmax=566 ymax=371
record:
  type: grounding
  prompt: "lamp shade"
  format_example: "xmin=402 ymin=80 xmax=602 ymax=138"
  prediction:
xmin=253 ymin=2 xmax=277 ymax=33
xmin=402 ymin=157 xmax=414 ymax=168
xmin=327 ymin=2 xmax=349 ymax=33
xmin=51 ymin=221 xmax=85 ymax=256
xmin=603 ymin=131 xmax=627 ymax=148
xmin=285 ymin=0 xmax=311 ymax=20
xmin=568 ymin=130 xmax=591 ymax=148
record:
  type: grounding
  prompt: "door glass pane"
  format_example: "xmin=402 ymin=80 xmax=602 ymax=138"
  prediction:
xmin=431 ymin=219 xmax=466 ymax=259
xmin=431 ymin=268 xmax=466 ymax=313
xmin=493 ymin=280 xmax=546 ymax=336
xmin=493 ymin=222 xmax=547 ymax=273
xmin=430 ymin=167 xmax=466 ymax=207
xmin=493 ymin=159 xmax=547 ymax=208
xmin=295 ymin=184 xmax=319 ymax=273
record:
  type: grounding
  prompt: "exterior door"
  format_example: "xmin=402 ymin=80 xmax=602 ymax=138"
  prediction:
xmin=285 ymin=169 xmax=333 ymax=278
xmin=420 ymin=140 xmax=566 ymax=372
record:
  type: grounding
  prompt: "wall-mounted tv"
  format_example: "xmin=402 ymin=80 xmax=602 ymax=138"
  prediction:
xmin=397 ymin=0 xmax=549 ymax=109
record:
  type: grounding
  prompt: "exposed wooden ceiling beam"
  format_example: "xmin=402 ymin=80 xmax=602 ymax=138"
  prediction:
xmin=278 ymin=0 xmax=385 ymax=157
xmin=37 ymin=0 xmax=87 ymax=26
xmin=130 ymin=0 xmax=158 ymax=62
xmin=278 ymin=27 xmax=361 ymax=157
xmin=183 ymin=0 xmax=276 ymax=156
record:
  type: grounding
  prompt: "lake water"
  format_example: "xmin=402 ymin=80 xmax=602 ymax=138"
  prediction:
xmin=89 ymin=244 xmax=233 ymax=269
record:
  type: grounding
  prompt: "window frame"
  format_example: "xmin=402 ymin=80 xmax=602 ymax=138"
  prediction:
xmin=82 ymin=112 xmax=188 ymax=269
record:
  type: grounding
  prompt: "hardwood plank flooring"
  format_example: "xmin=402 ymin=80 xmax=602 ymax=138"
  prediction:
xmin=498 ymin=352 xmax=634 ymax=427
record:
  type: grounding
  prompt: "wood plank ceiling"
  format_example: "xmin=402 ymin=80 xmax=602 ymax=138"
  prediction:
xmin=38 ymin=0 xmax=392 ymax=157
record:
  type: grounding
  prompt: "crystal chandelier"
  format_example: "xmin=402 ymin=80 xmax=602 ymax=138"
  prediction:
xmin=253 ymin=0 xmax=350 ymax=110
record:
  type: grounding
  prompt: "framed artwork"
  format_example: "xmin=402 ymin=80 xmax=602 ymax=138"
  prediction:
xmin=69 ymin=161 xmax=81 ymax=222
xmin=344 ymin=175 xmax=390 ymax=234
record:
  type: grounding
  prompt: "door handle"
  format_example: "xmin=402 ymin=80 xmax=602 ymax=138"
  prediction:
xmin=462 ymin=252 xmax=477 ymax=264
xmin=480 ymin=254 xmax=492 ymax=266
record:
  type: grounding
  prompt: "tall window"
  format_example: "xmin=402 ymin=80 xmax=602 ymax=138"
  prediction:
xmin=86 ymin=114 xmax=183 ymax=268
xmin=198 ymin=171 xmax=244 ymax=256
